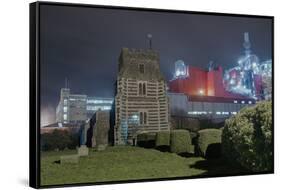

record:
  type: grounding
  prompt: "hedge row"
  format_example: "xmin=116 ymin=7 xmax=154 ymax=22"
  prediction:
xmin=137 ymin=129 xmax=194 ymax=154
xmin=137 ymin=128 xmax=223 ymax=158
xmin=41 ymin=129 xmax=79 ymax=151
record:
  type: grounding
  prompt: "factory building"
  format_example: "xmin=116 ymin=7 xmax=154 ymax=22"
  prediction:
xmin=223 ymin=33 xmax=271 ymax=100
xmin=56 ymin=88 xmax=113 ymax=126
xmin=114 ymin=48 xmax=170 ymax=145
xmin=169 ymin=33 xmax=272 ymax=119
xmin=169 ymin=63 xmax=254 ymax=119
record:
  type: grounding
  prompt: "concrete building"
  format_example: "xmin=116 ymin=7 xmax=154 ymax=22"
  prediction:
xmin=56 ymin=88 xmax=113 ymax=126
xmin=114 ymin=48 xmax=170 ymax=145
xmin=168 ymin=92 xmax=252 ymax=120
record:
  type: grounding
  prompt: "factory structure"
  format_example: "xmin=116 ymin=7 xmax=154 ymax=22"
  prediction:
xmin=114 ymin=48 xmax=170 ymax=145
xmin=168 ymin=33 xmax=272 ymax=119
xmin=56 ymin=88 xmax=113 ymax=126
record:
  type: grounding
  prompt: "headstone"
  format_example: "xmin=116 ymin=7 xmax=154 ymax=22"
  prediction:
xmin=77 ymin=145 xmax=89 ymax=156
xmin=60 ymin=155 xmax=79 ymax=164
xmin=93 ymin=111 xmax=110 ymax=148
xmin=97 ymin=144 xmax=107 ymax=151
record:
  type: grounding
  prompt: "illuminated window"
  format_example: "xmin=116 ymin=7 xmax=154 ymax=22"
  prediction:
xmin=93 ymin=100 xmax=103 ymax=104
xmin=139 ymin=64 xmax=144 ymax=74
xmin=128 ymin=113 xmax=139 ymax=125
xmin=248 ymin=101 xmax=252 ymax=104
xmin=234 ymin=100 xmax=238 ymax=103
xmin=216 ymin=112 xmax=221 ymax=115
xmin=63 ymin=114 xmax=67 ymax=120
xmin=103 ymin=106 xmax=111 ymax=110
xmin=241 ymin=101 xmax=245 ymax=104
xmin=63 ymin=106 xmax=67 ymax=112
xmin=63 ymin=99 xmax=68 ymax=105
xmin=86 ymin=106 xmax=97 ymax=111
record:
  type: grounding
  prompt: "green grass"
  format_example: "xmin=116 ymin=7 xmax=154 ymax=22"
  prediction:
xmin=41 ymin=146 xmax=246 ymax=186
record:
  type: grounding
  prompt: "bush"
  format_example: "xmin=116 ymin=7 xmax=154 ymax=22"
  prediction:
xmin=41 ymin=129 xmax=79 ymax=151
xmin=222 ymin=101 xmax=272 ymax=172
xmin=137 ymin=132 xmax=156 ymax=148
xmin=197 ymin=129 xmax=222 ymax=159
xmin=155 ymin=131 xmax=170 ymax=151
xmin=156 ymin=131 xmax=170 ymax=146
xmin=170 ymin=130 xmax=193 ymax=154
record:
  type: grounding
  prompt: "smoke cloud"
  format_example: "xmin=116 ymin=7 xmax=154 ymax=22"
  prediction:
xmin=41 ymin=105 xmax=56 ymax=127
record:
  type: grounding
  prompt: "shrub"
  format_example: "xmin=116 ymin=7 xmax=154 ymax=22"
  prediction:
xmin=41 ymin=129 xmax=79 ymax=151
xmin=156 ymin=131 xmax=170 ymax=146
xmin=222 ymin=101 xmax=272 ymax=172
xmin=155 ymin=131 xmax=170 ymax=151
xmin=170 ymin=130 xmax=193 ymax=154
xmin=137 ymin=132 xmax=156 ymax=148
xmin=197 ymin=129 xmax=222 ymax=159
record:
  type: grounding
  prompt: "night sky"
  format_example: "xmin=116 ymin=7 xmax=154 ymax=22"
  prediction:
xmin=40 ymin=4 xmax=272 ymax=125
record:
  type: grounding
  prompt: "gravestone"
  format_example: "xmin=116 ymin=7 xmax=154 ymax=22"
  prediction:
xmin=92 ymin=111 xmax=110 ymax=150
xmin=77 ymin=145 xmax=89 ymax=156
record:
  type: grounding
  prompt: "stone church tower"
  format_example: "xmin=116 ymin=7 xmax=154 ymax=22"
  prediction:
xmin=114 ymin=48 xmax=170 ymax=145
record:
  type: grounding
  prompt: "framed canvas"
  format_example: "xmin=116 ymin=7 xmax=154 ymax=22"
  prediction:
xmin=29 ymin=1 xmax=274 ymax=188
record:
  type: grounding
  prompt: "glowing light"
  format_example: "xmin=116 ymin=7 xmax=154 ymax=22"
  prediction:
xmin=198 ymin=89 xmax=204 ymax=95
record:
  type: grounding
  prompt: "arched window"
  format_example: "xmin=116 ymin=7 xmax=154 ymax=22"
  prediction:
xmin=139 ymin=111 xmax=148 ymax=125
xmin=139 ymin=64 xmax=144 ymax=74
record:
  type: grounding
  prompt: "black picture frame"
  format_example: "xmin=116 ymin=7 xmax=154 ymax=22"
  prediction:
xmin=30 ymin=1 xmax=274 ymax=189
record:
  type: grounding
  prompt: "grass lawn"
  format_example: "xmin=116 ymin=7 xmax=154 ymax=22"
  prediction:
xmin=41 ymin=146 xmax=246 ymax=186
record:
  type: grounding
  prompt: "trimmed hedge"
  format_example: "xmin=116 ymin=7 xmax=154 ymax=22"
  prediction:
xmin=197 ymin=129 xmax=222 ymax=158
xmin=170 ymin=130 xmax=193 ymax=154
xmin=156 ymin=131 xmax=170 ymax=147
xmin=137 ymin=132 xmax=156 ymax=148
xmin=155 ymin=131 xmax=170 ymax=152
xmin=222 ymin=101 xmax=272 ymax=172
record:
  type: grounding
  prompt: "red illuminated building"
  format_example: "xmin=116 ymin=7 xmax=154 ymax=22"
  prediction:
xmin=169 ymin=65 xmax=255 ymax=103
